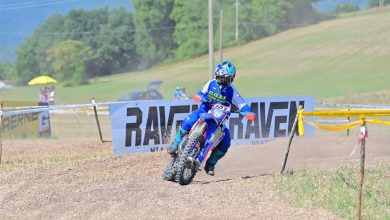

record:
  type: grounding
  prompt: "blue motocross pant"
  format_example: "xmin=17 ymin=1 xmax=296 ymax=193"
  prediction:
xmin=181 ymin=109 xmax=231 ymax=153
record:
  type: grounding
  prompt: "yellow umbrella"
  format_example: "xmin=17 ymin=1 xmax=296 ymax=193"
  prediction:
xmin=28 ymin=75 xmax=57 ymax=85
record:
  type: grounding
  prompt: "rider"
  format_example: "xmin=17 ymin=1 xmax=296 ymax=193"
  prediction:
xmin=173 ymin=86 xmax=187 ymax=100
xmin=167 ymin=60 xmax=256 ymax=176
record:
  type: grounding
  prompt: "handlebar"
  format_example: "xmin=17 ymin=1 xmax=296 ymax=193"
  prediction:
xmin=193 ymin=94 xmax=255 ymax=120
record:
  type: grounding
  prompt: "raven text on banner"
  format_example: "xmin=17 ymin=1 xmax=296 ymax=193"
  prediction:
xmin=109 ymin=97 xmax=314 ymax=156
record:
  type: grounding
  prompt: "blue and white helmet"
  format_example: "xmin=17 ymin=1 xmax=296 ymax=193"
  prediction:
xmin=214 ymin=61 xmax=236 ymax=86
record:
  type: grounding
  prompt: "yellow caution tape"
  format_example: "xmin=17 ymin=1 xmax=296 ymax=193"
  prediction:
xmin=295 ymin=108 xmax=390 ymax=136
xmin=366 ymin=118 xmax=390 ymax=126
xmin=297 ymin=108 xmax=305 ymax=136
xmin=302 ymin=109 xmax=390 ymax=117
xmin=303 ymin=117 xmax=363 ymax=132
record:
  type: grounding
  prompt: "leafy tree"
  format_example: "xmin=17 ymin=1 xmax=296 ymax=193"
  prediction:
xmin=15 ymin=37 xmax=42 ymax=84
xmin=333 ymin=3 xmax=360 ymax=14
xmin=88 ymin=8 xmax=139 ymax=76
xmin=237 ymin=0 xmax=293 ymax=42
xmin=16 ymin=13 xmax=68 ymax=84
xmin=283 ymin=0 xmax=325 ymax=27
xmin=14 ymin=0 xmax=327 ymax=85
xmin=0 ymin=65 xmax=3 ymax=80
xmin=0 ymin=63 xmax=16 ymax=80
xmin=46 ymin=40 xmax=91 ymax=86
xmin=58 ymin=7 xmax=138 ymax=77
xmin=172 ymin=0 xmax=209 ymax=60
xmin=37 ymin=14 xmax=67 ymax=78
xmin=369 ymin=0 xmax=390 ymax=7
xmin=0 ymin=63 xmax=7 ymax=80
xmin=133 ymin=0 xmax=176 ymax=67
xmin=172 ymin=0 xmax=323 ymax=60
xmin=16 ymin=8 xmax=138 ymax=84
xmin=243 ymin=0 xmax=322 ymax=38
xmin=61 ymin=8 xmax=109 ymax=76
xmin=63 ymin=8 xmax=109 ymax=41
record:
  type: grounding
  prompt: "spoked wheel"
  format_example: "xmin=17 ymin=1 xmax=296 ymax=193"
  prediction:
xmin=181 ymin=146 xmax=201 ymax=183
xmin=175 ymin=122 xmax=206 ymax=185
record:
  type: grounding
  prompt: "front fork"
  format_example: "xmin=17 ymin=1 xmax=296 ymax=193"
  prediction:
xmin=197 ymin=125 xmax=225 ymax=164
xmin=186 ymin=120 xmax=225 ymax=169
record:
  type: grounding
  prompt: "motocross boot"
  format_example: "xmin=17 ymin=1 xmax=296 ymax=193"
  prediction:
xmin=204 ymin=149 xmax=225 ymax=176
xmin=167 ymin=127 xmax=189 ymax=155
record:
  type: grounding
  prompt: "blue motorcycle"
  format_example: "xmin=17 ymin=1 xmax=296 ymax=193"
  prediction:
xmin=163 ymin=102 xmax=237 ymax=185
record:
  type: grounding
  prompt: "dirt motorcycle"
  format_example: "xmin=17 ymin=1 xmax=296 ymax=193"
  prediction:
xmin=163 ymin=101 xmax=244 ymax=185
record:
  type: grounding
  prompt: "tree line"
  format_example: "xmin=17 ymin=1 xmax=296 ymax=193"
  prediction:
xmin=6 ymin=0 xmax=328 ymax=86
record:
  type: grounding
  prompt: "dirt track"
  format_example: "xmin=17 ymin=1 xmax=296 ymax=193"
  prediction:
xmin=1 ymin=135 xmax=389 ymax=219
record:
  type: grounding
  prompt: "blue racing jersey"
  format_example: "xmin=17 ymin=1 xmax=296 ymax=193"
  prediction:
xmin=196 ymin=79 xmax=252 ymax=115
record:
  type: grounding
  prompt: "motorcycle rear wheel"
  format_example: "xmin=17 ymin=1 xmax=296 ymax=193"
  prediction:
xmin=162 ymin=156 xmax=177 ymax=181
xmin=162 ymin=136 xmax=188 ymax=181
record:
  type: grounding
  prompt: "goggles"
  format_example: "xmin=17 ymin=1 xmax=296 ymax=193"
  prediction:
xmin=216 ymin=76 xmax=232 ymax=85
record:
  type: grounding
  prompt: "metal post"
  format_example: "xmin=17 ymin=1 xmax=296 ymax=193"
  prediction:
xmin=235 ymin=0 xmax=239 ymax=40
xmin=208 ymin=0 xmax=214 ymax=80
xmin=92 ymin=98 xmax=104 ymax=143
xmin=357 ymin=122 xmax=367 ymax=220
xmin=219 ymin=9 xmax=223 ymax=63
xmin=281 ymin=105 xmax=302 ymax=174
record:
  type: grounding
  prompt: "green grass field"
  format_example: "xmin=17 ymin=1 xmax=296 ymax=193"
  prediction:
xmin=275 ymin=162 xmax=390 ymax=220
xmin=1 ymin=7 xmax=390 ymax=105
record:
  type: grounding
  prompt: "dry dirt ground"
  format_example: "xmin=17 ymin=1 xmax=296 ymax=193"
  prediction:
xmin=0 ymin=134 xmax=390 ymax=220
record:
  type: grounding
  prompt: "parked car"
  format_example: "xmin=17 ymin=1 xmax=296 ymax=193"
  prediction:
xmin=118 ymin=80 xmax=164 ymax=101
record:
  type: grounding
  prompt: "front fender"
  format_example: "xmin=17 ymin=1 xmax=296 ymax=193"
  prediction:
xmin=189 ymin=119 xmax=207 ymax=137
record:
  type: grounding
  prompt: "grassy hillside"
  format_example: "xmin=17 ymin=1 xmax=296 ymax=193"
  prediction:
xmin=1 ymin=7 xmax=390 ymax=105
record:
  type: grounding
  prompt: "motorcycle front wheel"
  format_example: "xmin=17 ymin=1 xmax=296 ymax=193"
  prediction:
xmin=174 ymin=122 xmax=206 ymax=185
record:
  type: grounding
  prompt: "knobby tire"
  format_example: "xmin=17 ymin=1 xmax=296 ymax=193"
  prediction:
xmin=174 ymin=122 xmax=206 ymax=185
xmin=162 ymin=157 xmax=177 ymax=181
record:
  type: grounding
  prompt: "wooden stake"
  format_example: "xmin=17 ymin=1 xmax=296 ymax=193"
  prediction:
xmin=357 ymin=123 xmax=366 ymax=220
xmin=92 ymin=98 xmax=104 ymax=143
xmin=280 ymin=105 xmax=302 ymax=174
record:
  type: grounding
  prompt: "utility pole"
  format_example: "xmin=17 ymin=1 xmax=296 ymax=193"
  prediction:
xmin=219 ymin=9 xmax=223 ymax=63
xmin=235 ymin=0 xmax=239 ymax=41
xmin=208 ymin=0 xmax=214 ymax=79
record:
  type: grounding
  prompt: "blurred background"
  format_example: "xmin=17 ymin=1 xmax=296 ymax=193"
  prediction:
xmin=1 ymin=0 xmax=389 ymax=105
